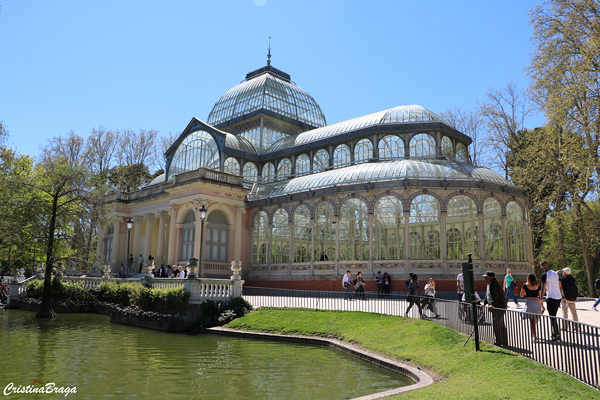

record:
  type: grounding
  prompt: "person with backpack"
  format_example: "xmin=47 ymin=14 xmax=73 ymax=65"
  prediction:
xmin=559 ymin=268 xmax=578 ymax=329
xmin=404 ymin=274 xmax=423 ymax=318
xmin=593 ymin=277 xmax=600 ymax=311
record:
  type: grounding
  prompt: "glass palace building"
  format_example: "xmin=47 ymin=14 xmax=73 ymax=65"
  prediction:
xmin=101 ymin=61 xmax=533 ymax=290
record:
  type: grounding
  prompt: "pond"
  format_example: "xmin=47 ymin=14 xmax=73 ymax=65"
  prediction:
xmin=0 ymin=310 xmax=412 ymax=399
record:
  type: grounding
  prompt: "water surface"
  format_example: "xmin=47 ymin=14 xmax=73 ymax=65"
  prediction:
xmin=0 ymin=310 xmax=412 ymax=399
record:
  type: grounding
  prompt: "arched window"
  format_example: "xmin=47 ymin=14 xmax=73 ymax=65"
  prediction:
xmin=181 ymin=210 xmax=196 ymax=262
xmin=506 ymin=201 xmax=525 ymax=261
xmin=293 ymin=205 xmax=312 ymax=262
xmin=224 ymin=157 xmax=240 ymax=176
xmin=446 ymin=195 xmax=479 ymax=259
xmin=339 ymin=199 xmax=369 ymax=261
xmin=205 ymin=210 xmax=228 ymax=262
xmin=105 ymin=225 xmax=114 ymax=262
xmin=374 ymin=196 xmax=404 ymax=260
xmin=296 ymin=154 xmax=311 ymax=176
xmin=409 ymin=133 xmax=436 ymax=158
xmin=354 ymin=138 xmax=373 ymax=164
xmin=168 ymin=130 xmax=220 ymax=180
xmin=456 ymin=143 xmax=468 ymax=163
xmin=262 ymin=162 xmax=275 ymax=183
xmin=483 ymin=198 xmax=504 ymax=260
xmin=441 ymin=136 xmax=453 ymax=158
xmin=378 ymin=135 xmax=404 ymax=159
xmin=409 ymin=195 xmax=440 ymax=259
xmin=315 ymin=202 xmax=335 ymax=261
xmin=252 ymin=211 xmax=269 ymax=264
xmin=313 ymin=149 xmax=330 ymax=172
xmin=333 ymin=144 xmax=351 ymax=168
xmin=277 ymin=158 xmax=292 ymax=180
xmin=243 ymin=162 xmax=258 ymax=182
xmin=272 ymin=209 xmax=289 ymax=264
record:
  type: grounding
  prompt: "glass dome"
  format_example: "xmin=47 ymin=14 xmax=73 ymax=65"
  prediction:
xmin=207 ymin=70 xmax=326 ymax=128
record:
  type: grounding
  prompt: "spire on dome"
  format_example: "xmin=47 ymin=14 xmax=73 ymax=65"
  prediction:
xmin=267 ymin=36 xmax=271 ymax=66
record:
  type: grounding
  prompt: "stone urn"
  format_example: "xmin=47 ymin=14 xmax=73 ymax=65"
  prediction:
xmin=144 ymin=259 xmax=155 ymax=279
xmin=187 ymin=258 xmax=199 ymax=279
xmin=231 ymin=261 xmax=242 ymax=281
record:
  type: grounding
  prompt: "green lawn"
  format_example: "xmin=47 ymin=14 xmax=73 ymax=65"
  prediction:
xmin=226 ymin=308 xmax=598 ymax=399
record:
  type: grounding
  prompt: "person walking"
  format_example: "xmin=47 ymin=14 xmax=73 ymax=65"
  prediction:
xmin=540 ymin=261 xmax=564 ymax=342
xmin=404 ymin=274 xmax=423 ymax=318
xmin=354 ymin=271 xmax=366 ymax=300
xmin=375 ymin=271 xmax=383 ymax=298
xmin=423 ymin=278 xmax=440 ymax=318
xmin=482 ymin=271 xmax=508 ymax=346
xmin=342 ymin=270 xmax=352 ymax=300
xmin=457 ymin=272 xmax=464 ymax=302
xmin=503 ymin=268 xmax=520 ymax=308
xmin=559 ymin=268 xmax=579 ymax=330
xmin=382 ymin=272 xmax=391 ymax=298
xmin=520 ymin=273 xmax=544 ymax=341
xmin=593 ymin=276 xmax=600 ymax=311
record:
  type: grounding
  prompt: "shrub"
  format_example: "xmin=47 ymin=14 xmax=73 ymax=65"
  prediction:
xmin=200 ymin=297 xmax=253 ymax=327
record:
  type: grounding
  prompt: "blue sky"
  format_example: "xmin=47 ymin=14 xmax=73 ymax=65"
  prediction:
xmin=1 ymin=0 xmax=544 ymax=158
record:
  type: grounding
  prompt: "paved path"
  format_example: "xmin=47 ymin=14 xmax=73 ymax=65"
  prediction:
xmin=506 ymin=297 xmax=600 ymax=328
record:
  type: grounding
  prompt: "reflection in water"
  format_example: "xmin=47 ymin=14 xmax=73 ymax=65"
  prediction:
xmin=0 ymin=310 xmax=411 ymax=399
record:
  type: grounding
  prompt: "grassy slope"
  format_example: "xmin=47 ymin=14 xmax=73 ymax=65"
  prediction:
xmin=226 ymin=309 xmax=598 ymax=399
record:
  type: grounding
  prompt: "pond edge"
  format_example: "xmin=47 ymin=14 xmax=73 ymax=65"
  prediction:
xmin=208 ymin=326 xmax=434 ymax=399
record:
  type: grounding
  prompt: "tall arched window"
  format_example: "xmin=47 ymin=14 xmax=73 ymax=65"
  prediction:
xmin=339 ymin=199 xmax=369 ymax=261
xmin=441 ymin=136 xmax=453 ymax=158
xmin=409 ymin=195 xmax=440 ymax=259
xmin=272 ymin=209 xmax=289 ymax=264
xmin=374 ymin=196 xmax=404 ymax=260
xmin=446 ymin=195 xmax=479 ymax=259
xmin=483 ymin=198 xmax=504 ymax=260
xmin=506 ymin=201 xmax=525 ymax=261
xmin=409 ymin=133 xmax=436 ymax=158
xmin=181 ymin=210 xmax=196 ymax=261
xmin=105 ymin=226 xmax=114 ymax=262
xmin=296 ymin=154 xmax=311 ymax=176
xmin=354 ymin=138 xmax=373 ymax=164
xmin=315 ymin=202 xmax=335 ymax=261
xmin=168 ymin=130 xmax=220 ymax=180
xmin=333 ymin=144 xmax=351 ymax=168
xmin=252 ymin=211 xmax=269 ymax=264
xmin=313 ymin=149 xmax=330 ymax=172
xmin=224 ymin=157 xmax=240 ymax=176
xmin=277 ymin=158 xmax=292 ymax=180
xmin=378 ymin=135 xmax=404 ymax=159
xmin=293 ymin=205 xmax=312 ymax=262
xmin=205 ymin=210 xmax=228 ymax=262
xmin=456 ymin=143 xmax=468 ymax=163
xmin=243 ymin=162 xmax=258 ymax=182
xmin=262 ymin=162 xmax=275 ymax=183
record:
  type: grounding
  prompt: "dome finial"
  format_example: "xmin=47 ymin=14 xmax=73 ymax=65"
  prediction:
xmin=267 ymin=36 xmax=271 ymax=66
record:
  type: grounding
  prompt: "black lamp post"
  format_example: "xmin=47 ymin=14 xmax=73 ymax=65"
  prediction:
xmin=126 ymin=217 xmax=133 ymax=277
xmin=198 ymin=205 xmax=207 ymax=277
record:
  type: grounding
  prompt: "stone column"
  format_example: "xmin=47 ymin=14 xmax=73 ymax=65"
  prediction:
xmin=234 ymin=206 xmax=246 ymax=261
xmin=156 ymin=211 xmax=166 ymax=266
xmin=167 ymin=205 xmax=178 ymax=264
xmin=404 ymin=211 xmax=410 ymax=263
xmin=132 ymin=217 xmax=141 ymax=270
xmin=441 ymin=212 xmax=447 ymax=270
xmin=144 ymin=214 xmax=155 ymax=259
xmin=110 ymin=219 xmax=120 ymax=266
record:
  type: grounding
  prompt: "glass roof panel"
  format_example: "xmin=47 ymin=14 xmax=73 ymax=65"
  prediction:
xmin=249 ymin=159 xmax=515 ymax=200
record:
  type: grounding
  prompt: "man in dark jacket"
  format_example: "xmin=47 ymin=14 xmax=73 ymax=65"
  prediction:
xmin=559 ymin=267 xmax=578 ymax=329
xmin=483 ymin=271 xmax=508 ymax=346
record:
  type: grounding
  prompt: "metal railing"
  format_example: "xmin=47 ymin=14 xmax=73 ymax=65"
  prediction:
xmin=242 ymin=287 xmax=600 ymax=389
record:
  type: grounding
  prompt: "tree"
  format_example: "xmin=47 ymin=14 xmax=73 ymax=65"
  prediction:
xmin=440 ymin=108 xmax=485 ymax=165
xmin=477 ymin=82 xmax=533 ymax=178
xmin=528 ymin=0 xmax=600 ymax=295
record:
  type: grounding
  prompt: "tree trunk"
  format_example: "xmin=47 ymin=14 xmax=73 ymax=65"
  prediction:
xmin=574 ymin=203 xmax=595 ymax=297
xmin=554 ymin=201 xmax=568 ymax=270
xmin=36 ymin=194 xmax=59 ymax=319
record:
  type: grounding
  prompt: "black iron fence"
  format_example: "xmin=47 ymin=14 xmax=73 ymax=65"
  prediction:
xmin=242 ymin=287 xmax=600 ymax=389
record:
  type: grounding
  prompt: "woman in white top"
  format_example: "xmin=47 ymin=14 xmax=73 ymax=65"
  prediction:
xmin=423 ymin=278 xmax=440 ymax=318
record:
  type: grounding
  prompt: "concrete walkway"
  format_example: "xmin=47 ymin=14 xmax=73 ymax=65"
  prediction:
xmin=506 ymin=297 xmax=600 ymax=328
